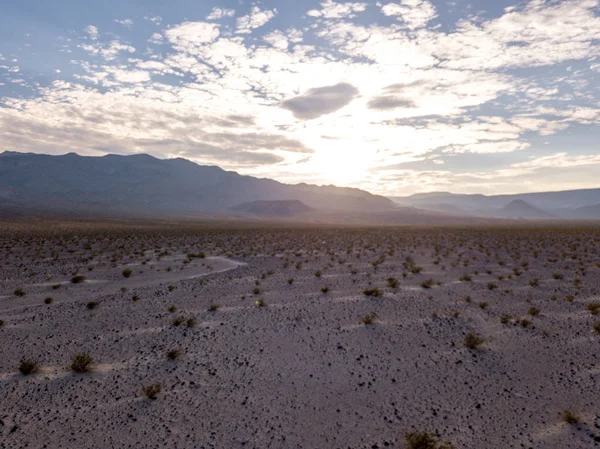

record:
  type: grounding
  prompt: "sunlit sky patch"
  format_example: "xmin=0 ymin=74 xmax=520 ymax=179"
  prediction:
xmin=0 ymin=0 xmax=598 ymax=195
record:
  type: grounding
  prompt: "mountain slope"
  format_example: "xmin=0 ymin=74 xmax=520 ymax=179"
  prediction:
xmin=231 ymin=200 xmax=314 ymax=217
xmin=499 ymin=199 xmax=554 ymax=219
xmin=0 ymin=151 xmax=394 ymax=215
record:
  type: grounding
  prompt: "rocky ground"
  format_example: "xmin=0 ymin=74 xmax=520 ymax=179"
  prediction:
xmin=1 ymin=222 xmax=599 ymax=448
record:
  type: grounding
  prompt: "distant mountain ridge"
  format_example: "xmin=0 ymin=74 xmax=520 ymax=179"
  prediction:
xmin=0 ymin=151 xmax=395 ymax=216
xmin=391 ymin=188 xmax=600 ymax=219
xmin=231 ymin=200 xmax=314 ymax=217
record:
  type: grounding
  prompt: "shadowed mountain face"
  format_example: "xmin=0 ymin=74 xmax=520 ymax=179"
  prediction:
xmin=231 ymin=200 xmax=314 ymax=217
xmin=0 ymin=151 xmax=395 ymax=215
xmin=391 ymin=189 xmax=600 ymax=219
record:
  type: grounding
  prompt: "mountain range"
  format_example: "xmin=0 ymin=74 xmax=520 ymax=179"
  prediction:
xmin=0 ymin=151 xmax=392 ymax=216
xmin=391 ymin=189 xmax=600 ymax=219
xmin=0 ymin=151 xmax=598 ymax=223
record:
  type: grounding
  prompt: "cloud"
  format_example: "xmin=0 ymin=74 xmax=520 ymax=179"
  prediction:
xmin=367 ymin=96 xmax=415 ymax=110
xmin=1 ymin=0 xmax=599 ymax=194
xmin=114 ymin=19 xmax=133 ymax=28
xmin=281 ymin=83 xmax=359 ymax=120
xmin=165 ymin=22 xmax=221 ymax=51
xmin=307 ymin=0 xmax=367 ymax=19
xmin=85 ymin=25 xmax=99 ymax=40
xmin=236 ymin=7 xmax=277 ymax=34
xmin=381 ymin=0 xmax=437 ymax=29
xmin=206 ymin=8 xmax=235 ymax=21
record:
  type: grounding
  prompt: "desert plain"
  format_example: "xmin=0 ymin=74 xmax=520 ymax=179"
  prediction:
xmin=1 ymin=221 xmax=599 ymax=448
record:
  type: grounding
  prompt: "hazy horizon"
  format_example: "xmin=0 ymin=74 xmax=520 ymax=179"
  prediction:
xmin=1 ymin=0 xmax=599 ymax=196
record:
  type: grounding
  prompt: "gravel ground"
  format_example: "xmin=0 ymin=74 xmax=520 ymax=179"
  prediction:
xmin=1 ymin=224 xmax=599 ymax=448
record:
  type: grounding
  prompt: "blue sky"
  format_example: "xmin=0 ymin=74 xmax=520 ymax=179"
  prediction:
xmin=0 ymin=0 xmax=598 ymax=195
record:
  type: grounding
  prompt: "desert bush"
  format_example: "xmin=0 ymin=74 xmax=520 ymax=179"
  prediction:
xmin=171 ymin=317 xmax=185 ymax=326
xmin=321 ymin=286 xmax=330 ymax=293
xmin=255 ymin=299 xmax=266 ymax=307
xmin=464 ymin=332 xmax=485 ymax=349
xmin=0 ymin=319 xmax=4 ymax=327
xmin=14 ymin=289 xmax=26 ymax=297
xmin=131 ymin=295 xmax=140 ymax=302
xmin=252 ymin=287 xmax=261 ymax=295
xmin=586 ymin=302 xmax=600 ymax=315
xmin=552 ymin=273 xmax=564 ymax=280
xmin=478 ymin=302 xmax=488 ymax=309
xmin=562 ymin=410 xmax=579 ymax=424
xmin=459 ymin=274 xmax=472 ymax=282
xmin=404 ymin=431 xmax=455 ymax=449
xmin=450 ymin=311 xmax=460 ymax=318
xmin=71 ymin=275 xmax=85 ymax=284
xmin=520 ymin=318 xmax=532 ymax=328
xmin=500 ymin=314 xmax=512 ymax=324
xmin=166 ymin=349 xmax=183 ymax=360
xmin=528 ymin=278 xmax=540 ymax=287
xmin=287 ymin=278 xmax=294 ymax=285
xmin=44 ymin=297 xmax=54 ymax=304
xmin=528 ymin=307 xmax=541 ymax=316
xmin=487 ymin=282 xmax=497 ymax=290
xmin=208 ymin=303 xmax=220 ymax=312
xmin=168 ymin=305 xmax=177 ymax=313
xmin=593 ymin=322 xmax=600 ymax=333
xmin=87 ymin=301 xmax=99 ymax=310
xmin=421 ymin=279 xmax=435 ymax=289
xmin=142 ymin=383 xmax=162 ymax=399
xmin=71 ymin=353 xmax=93 ymax=373
xmin=314 ymin=270 xmax=322 ymax=278
xmin=363 ymin=288 xmax=383 ymax=297
xmin=186 ymin=318 xmax=196 ymax=328
xmin=360 ymin=313 xmax=377 ymax=325
xmin=19 ymin=358 xmax=40 ymax=375
xmin=187 ymin=252 xmax=205 ymax=259
xmin=122 ymin=268 xmax=132 ymax=278
xmin=387 ymin=277 xmax=398 ymax=288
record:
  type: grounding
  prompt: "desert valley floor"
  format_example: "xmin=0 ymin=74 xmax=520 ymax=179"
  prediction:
xmin=1 ymin=222 xmax=599 ymax=448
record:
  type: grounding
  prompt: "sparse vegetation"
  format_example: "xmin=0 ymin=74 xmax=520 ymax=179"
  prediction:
xmin=360 ymin=313 xmax=377 ymax=325
xmin=363 ymin=288 xmax=383 ymax=297
xmin=44 ymin=297 xmax=54 ymax=304
xmin=166 ymin=349 xmax=183 ymax=360
xmin=405 ymin=431 xmax=456 ymax=449
xmin=71 ymin=353 xmax=93 ymax=373
xmin=142 ymin=383 xmax=162 ymax=399
xmin=464 ymin=332 xmax=485 ymax=350
xmin=255 ymin=299 xmax=266 ymax=307
xmin=87 ymin=301 xmax=99 ymax=310
xmin=71 ymin=275 xmax=85 ymax=284
xmin=171 ymin=316 xmax=186 ymax=326
xmin=14 ymin=288 xmax=26 ymax=297
xmin=562 ymin=410 xmax=580 ymax=424
xmin=122 ymin=268 xmax=132 ymax=278
xmin=19 ymin=358 xmax=40 ymax=375
xmin=421 ymin=278 xmax=435 ymax=289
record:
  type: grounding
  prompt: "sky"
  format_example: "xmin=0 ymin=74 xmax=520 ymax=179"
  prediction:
xmin=0 ymin=0 xmax=599 ymax=196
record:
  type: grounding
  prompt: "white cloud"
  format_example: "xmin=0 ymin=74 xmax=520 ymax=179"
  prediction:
xmin=381 ymin=0 xmax=437 ymax=29
xmin=307 ymin=0 xmax=367 ymax=19
xmin=236 ymin=7 xmax=277 ymax=34
xmin=114 ymin=19 xmax=133 ymax=28
xmin=165 ymin=22 xmax=221 ymax=51
xmin=2 ymin=0 xmax=599 ymax=194
xmin=206 ymin=7 xmax=235 ymax=21
xmin=85 ymin=25 xmax=99 ymax=40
